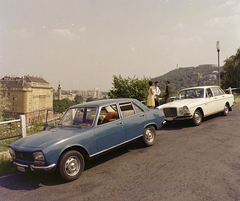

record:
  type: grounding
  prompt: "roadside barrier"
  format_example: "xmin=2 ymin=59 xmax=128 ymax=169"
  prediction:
xmin=0 ymin=115 xmax=26 ymax=140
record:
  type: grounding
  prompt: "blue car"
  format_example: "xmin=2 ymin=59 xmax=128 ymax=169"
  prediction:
xmin=9 ymin=98 xmax=165 ymax=181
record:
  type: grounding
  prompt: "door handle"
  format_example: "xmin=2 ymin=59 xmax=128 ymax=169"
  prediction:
xmin=117 ymin=122 xmax=123 ymax=125
xmin=139 ymin=114 xmax=145 ymax=117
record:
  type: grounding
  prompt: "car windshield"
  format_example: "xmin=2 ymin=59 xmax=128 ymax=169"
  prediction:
xmin=59 ymin=107 xmax=97 ymax=127
xmin=175 ymin=88 xmax=204 ymax=100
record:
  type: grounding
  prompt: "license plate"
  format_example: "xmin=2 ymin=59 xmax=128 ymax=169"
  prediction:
xmin=165 ymin=117 xmax=173 ymax=121
xmin=17 ymin=166 xmax=26 ymax=172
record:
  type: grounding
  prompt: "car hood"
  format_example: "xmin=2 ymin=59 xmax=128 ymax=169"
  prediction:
xmin=11 ymin=127 xmax=89 ymax=150
xmin=157 ymin=98 xmax=204 ymax=109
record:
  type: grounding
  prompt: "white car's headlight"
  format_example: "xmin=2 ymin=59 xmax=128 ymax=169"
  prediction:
xmin=183 ymin=106 xmax=189 ymax=113
xmin=32 ymin=152 xmax=45 ymax=161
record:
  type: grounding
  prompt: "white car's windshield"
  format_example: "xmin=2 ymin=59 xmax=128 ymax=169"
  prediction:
xmin=59 ymin=107 xmax=97 ymax=127
xmin=175 ymin=88 xmax=204 ymax=100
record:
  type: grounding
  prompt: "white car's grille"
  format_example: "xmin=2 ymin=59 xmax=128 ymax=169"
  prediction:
xmin=163 ymin=108 xmax=177 ymax=117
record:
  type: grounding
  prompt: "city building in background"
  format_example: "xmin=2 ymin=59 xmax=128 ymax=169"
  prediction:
xmin=0 ymin=75 xmax=53 ymax=123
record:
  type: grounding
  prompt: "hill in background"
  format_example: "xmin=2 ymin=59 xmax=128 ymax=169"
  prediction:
xmin=153 ymin=64 xmax=222 ymax=95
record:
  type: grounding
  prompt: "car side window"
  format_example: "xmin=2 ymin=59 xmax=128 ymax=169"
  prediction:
xmin=211 ymin=87 xmax=221 ymax=96
xmin=132 ymin=103 xmax=144 ymax=114
xmin=97 ymin=104 xmax=119 ymax=125
xmin=217 ymin=87 xmax=225 ymax=95
xmin=119 ymin=102 xmax=135 ymax=118
xmin=206 ymin=88 xmax=213 ymax=97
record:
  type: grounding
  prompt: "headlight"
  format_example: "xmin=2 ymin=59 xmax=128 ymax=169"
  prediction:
xmin=183 ymin=106 xmax=189 ymax=112
xmin=9 ymin=147 xmax=16 ymax=158
xmin=32 ymin=152 xmax=45 ymax=161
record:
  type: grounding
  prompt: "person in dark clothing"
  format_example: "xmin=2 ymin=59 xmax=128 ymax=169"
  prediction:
xmin=163 ymin=80 xmax=171 ymax=103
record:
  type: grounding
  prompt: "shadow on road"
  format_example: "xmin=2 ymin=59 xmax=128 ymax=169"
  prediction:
xmin=0 ymin=140 xmax=146 ymax=190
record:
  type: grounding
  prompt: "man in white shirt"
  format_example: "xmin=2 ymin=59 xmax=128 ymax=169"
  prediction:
xmin=152 ymin=81 xmax=161 ymax=108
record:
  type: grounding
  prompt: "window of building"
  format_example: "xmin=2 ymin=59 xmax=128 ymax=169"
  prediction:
xmin=3 ymin=92 xmax=5 ymax=96
xmin=8 ymin=92 xmax=10 ymax=95
xmin=13 ymin=88 xmax=15 ymax=90
xmin=15 ymin=108 xmax=17 ymax=111
xmin=12 ymin=108 xmax=14 ymax=111
xmin=15 ymin=102 xmax=17 ymax=106
xmin=8 ymin=87 xmax=10 ymax=90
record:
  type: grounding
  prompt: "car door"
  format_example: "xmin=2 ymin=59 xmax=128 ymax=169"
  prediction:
xmin=93 ymin=104 xmax=126 ymax=152
xmin=205 ymin=88 xmax=218 ymax=115
xmin=119 ymin=102 xmax=147 ymax=140
xmin=211 ymin=87 xmax=226 ymax=112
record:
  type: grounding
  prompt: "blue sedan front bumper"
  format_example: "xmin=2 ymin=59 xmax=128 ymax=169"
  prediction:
xmin=13 ymin=161 xmax=56 ymax=172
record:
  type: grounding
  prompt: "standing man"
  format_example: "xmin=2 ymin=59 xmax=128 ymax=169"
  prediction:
xmin=153 ymin=81 xmax=161 ymax=108
xmin=163 ymin=80 xmax=171 ymax=103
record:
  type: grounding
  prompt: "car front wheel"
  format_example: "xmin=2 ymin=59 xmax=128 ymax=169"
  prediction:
xmin=192 ymin=109 xmax=202 ymax=126
xmin=222 ymin=104 xmax=229 ymax=116
xmin=142 ymin=126 xmax=156 ymax=146
xmin=59 ymin=150 xmax=85 ymax=182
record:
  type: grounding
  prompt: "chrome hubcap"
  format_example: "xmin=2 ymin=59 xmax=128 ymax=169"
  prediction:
xmin=194 ymin=112 xmax=201 ymax=124
xmin=145 ymin=128 xmax=154 ymax=143
xmin=65 ymin=157 xmax=80 ymax=176
xmin=224 ymin=105 xmax=228 ymax=114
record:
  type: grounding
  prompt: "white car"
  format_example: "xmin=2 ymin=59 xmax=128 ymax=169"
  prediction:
xmin=156 ymin=86 xmax=234 ymax=126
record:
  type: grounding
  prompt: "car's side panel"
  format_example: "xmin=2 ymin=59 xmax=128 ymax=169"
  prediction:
xmin=93 ymin=119 xmax=126 ymax=152
xmin=122 ymin=113 xmax=147 ymax=140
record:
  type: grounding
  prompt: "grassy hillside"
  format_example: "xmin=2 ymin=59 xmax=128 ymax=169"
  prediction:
xmin=153 ymin=64 xmax=221 ymax=95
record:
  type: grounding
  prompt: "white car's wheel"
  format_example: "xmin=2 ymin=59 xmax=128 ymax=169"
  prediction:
xmin=222 ymin=104 xmax=229 ymax=116
xmin=192 ymin=109 xmax=202 ymax=126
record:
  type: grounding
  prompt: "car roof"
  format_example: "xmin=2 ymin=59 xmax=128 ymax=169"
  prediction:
xmin=179 ymin=85 xmax=220 ymax=91
xmin=69 ymin=98 xmax=140 ymax=108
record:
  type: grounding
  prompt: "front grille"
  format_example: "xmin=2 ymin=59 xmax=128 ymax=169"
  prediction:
xmin=15 ymin=151 xmax=33 ymax=161
xmin=163 ymin=108 xmax=177 ymax=117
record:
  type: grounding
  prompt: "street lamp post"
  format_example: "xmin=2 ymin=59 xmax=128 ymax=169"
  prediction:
xmin=216 ymin=41 xmax=220 ymax=86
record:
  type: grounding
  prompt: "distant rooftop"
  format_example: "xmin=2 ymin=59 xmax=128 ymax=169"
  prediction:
xmin=0 ymin=75 xmax=50 ymax=88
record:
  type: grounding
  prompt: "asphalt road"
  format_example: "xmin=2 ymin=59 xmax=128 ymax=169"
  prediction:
xmin=1 ymin=105 xmax=240 ymax=201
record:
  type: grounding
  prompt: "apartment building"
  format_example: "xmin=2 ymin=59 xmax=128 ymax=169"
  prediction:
xmin=0 ymin=75 xmax=53 ymax=123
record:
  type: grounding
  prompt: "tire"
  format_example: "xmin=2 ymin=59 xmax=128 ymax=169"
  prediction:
xmin=59 ymin=150 xmax=85 ymax=182
xmin=222 ymin=104 xmax=229 ymax=116
xmin=192 ymin=109 xmax=202 ymax=126
xmin=142 ymin=126 xmax=156 ymax=146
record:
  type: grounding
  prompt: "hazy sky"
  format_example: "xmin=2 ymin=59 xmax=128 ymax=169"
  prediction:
xmin=1 ymin=0 xmax=240 ymax=91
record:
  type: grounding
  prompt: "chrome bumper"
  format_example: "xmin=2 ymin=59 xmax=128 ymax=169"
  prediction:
xmin=13 ymin=162 xmax=56 ymax=172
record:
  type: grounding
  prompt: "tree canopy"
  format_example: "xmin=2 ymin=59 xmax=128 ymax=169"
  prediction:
xmin=221 ymin=47 xmax=240 ymax=89
xmin=74 ymin=94 xmax=83 ymax=104
xmin=108 ymin=75 xmax=150 ymax=101
xmin=53 ymin=98 xmax=74 ymax=113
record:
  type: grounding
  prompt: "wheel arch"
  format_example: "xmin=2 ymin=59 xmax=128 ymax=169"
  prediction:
xmin=144 ymin=123 xmax=157 ymax=131
xmin=59 ymin=145 xmax=90 ymax=163
xmin=195 ymin=107 xmax=204 ymax=117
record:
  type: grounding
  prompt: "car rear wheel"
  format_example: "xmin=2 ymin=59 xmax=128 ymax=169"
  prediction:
xmin=59 ymin=150 xmax=84 ymax=181
xmin=142 ymin=126 xmax=156 ymax=146
xmin=222 ymin=104 xmax=229 ymax=116
xmin=192 ymin=109 xmax=202 ymax=126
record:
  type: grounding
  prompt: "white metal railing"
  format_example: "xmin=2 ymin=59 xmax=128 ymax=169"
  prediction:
xmin=0 ymin=115 xmax=26 ymax=140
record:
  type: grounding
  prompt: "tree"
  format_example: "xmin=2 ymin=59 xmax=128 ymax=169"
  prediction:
xmin=0 ymin=83 xmax=10 ymax=122
xmin=221 ymin=48 xmax=240 ymax=89
xmin=108 ymin=75 xmax=150 ymax=101
xmin=53 ymin=98 xmax=74 ymax=113
xmin=86 ymin=97 xmax=97 ymax=102
xmin=74 ymin=94 xmax=83 ymax=104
